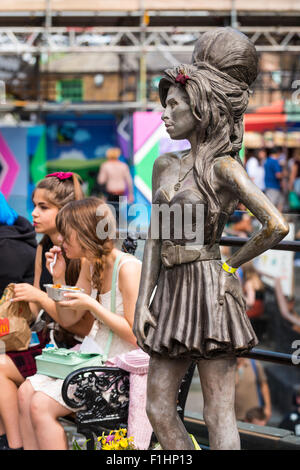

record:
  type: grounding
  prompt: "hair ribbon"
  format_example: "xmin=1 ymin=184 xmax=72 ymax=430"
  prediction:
xmin=46 ymin=172 xmax=73 ymax=180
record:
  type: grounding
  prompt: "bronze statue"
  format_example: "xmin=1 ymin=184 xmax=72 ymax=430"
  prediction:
xmin=133 ymin=28 xmax=289 ymax=450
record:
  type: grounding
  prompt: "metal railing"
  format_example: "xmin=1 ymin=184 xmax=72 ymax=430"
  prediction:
xmin=221 ymin=235 xmax=300 ymax=253
xmin=243 ymin=348 xmax=297 ymax=366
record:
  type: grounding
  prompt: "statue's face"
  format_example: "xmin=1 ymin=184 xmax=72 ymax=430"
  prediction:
xmin=162 ymin=85 xmax=197 ymax=141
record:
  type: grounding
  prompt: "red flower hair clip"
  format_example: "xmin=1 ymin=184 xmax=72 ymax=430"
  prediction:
xmin=175 ymin=71 xmax=190 ymax=85
xmin=46 ymin=172 xmax=73 ymax=180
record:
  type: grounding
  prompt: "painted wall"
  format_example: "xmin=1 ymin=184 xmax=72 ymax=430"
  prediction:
xmin=0 ymin=126 xmax=28 ymax=216
xmin=132 ymin=111 xmax=190 ymax=227
xmin=0 ymin=113 xmax=128 ymax=220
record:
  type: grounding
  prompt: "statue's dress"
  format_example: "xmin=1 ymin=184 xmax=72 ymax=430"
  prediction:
xmin=143 ymin=167 xmax=258 ymax=359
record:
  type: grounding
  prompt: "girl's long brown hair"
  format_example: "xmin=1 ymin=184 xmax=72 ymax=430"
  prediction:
xmin=33 ymin=173 xmax=85 ymax=345
xmin=56 ymin=197 xmax=115 ymax=299
xmin=33 ymin=172 xmax=84 ymax=281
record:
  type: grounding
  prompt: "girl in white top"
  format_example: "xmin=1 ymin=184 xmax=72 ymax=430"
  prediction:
xmin=17 ymin=197 xmax=142 ymax=450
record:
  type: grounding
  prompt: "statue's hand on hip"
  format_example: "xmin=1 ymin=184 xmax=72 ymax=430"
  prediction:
xmin=133 ymin=304 xmax=157 ymax=346
xmin=218 ymin=267 xmax=246 ymax=311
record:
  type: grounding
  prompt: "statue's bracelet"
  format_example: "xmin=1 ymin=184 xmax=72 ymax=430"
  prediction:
xmin=222 ymin=262 xmax=237 ymax=274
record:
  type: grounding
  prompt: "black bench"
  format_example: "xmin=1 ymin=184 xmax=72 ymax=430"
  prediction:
xmin=61 ymin=236 xmax=196 ymax=449
xmin=62 ymin=362 xmax=196 ymax=449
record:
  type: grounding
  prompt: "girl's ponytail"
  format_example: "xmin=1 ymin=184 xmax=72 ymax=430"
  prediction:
xmin=34 ymin=171 xmax=84 ymax=208
xmin=72 ymin=173 xmax=84 ymax=201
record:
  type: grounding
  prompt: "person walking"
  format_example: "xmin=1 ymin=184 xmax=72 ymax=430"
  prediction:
xmin=246 ymin=148 xmax=266 ymax=192
xmin=264 ymin=147 xmax=285 ymax=212
xmin=97 ymin=148 xmax=134 ymax=204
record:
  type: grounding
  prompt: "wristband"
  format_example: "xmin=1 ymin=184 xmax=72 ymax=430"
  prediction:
xmin=222 ymin=262 xmax=237 ymax=274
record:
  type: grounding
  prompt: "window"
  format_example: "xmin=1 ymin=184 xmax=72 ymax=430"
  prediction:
xmin=56 ymin=79 xmax=83 ymax=102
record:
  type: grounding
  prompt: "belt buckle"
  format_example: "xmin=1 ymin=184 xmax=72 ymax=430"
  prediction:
xmin=185 ymin=244 xmax=203 ymax=261
xmin=161 ymin=241 xmax=175 ymax=268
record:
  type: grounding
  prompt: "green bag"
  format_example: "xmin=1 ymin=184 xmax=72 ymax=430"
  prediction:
xmin=35 ymin=253 xmax=123 ymax=380
xmin=35 ymin=348 xmax=104 ymax=379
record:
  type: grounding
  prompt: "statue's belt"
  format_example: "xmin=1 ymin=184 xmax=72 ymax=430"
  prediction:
xmin=161 ymin=241 xmax=221 ymax=268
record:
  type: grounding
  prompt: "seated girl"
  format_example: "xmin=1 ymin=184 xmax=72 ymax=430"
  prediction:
xmin=0 ymin=173 xmax=93 ymax=450
xmin=17 ymin=197 xmax=151 ymax=450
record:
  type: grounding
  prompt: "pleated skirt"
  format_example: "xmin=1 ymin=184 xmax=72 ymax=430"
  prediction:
xmin=143 ymin=259 xmax=258 ymax=360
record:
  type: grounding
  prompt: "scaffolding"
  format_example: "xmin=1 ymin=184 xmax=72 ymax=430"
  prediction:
xmin=0 ymin=3 xmax=299 ymax=112
xmin=0 ymin=26 xmax=299 ymax=54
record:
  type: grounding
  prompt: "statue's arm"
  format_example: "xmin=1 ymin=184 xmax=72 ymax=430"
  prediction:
xmin=214 ymin=157 xmax=289 ymax=269
xmin=133 ymin=156 xmax=165 ymax=345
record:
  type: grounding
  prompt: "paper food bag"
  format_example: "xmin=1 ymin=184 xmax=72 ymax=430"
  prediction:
xmin=0 ymin=284 xmax=34 ymax=325
xmin=0 ymin=284 xmax=33 ymax=352
xmin=0 ymin=316 xmax=31 ymax=351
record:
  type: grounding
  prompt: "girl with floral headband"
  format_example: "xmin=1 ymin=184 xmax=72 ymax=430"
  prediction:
xmin=133 ymin=28 xmax=289 ymax=450
xmin=17 ymin=197 xmax=146 ymax=450
xmin=0 ymin=172 xmax=94 ymax=450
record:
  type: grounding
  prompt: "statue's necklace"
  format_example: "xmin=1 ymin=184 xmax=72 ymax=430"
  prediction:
xmin=174 ymin=156 xmax=194 ymax=192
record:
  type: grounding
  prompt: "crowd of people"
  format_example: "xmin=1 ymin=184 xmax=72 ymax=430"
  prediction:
xmin=0 ymin=144 xmax=300 ymax=450
xmin=245 ymin=146 xmax=300 ymax=214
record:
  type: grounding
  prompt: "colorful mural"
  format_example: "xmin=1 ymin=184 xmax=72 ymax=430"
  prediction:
xmin=133 ymin=111 xmax=190 ymax=205
xmin=0 ymin=127 xmax=27 ymax=217
xmin=45 ymin=113 xmax=118 ymax=195
xmin=26 ymin=125 xmax=48 ymax=218
xmin=0 ymin=129 xmax=20 ymax=198
xmin=0 ymin=113 xmax=131 ymax=220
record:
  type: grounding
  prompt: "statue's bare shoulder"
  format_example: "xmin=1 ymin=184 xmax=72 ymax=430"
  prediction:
xmin=213 ymin=155 xmax=249 ymax=192
xmin=153 ymin=151 xmax=183 ymax=174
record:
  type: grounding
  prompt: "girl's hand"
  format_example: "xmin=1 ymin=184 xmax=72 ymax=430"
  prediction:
xmin=218 ymin=267 xmax=246 ymax=311
xmin=58 ymin=291 xmax=95 ymax=312
xmin=11 ymin=283 xmax=41 ymax=303
xmin=45 ymin=246 xmax=66 ymax=281
xmin=133 ymin=303 xmax=157 ymax=346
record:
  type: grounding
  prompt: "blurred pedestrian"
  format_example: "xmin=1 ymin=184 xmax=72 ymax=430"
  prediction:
xmin=277 ymin=146 xmax=287 ymax=168
xmin=97 ymin=147 xmax=134 ymax=205
xmin=289 ymin=148 xmax=300 ymax=197
xmin=279 ymin=386 xmax=300 ymax=436
xmin=245 ymin=406 xmax=268 ymax=426
xmin=272 ymin=275 xmax=300 ymax=335
xmin=264 ymin=147 xmax=285 ymax=212
xmin=235 ymin=357 xmax=272 ymax=423
xmin=242 ymin=261 xmax=265 ymax=320
xmin=227 ymin=203 xmax=253 ymax=238
xmin=246 ymin=148 xmax=266 ymax=192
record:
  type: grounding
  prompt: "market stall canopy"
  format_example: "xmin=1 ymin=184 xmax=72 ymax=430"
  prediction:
xmin=244 ymin=100 xmax=286 ymax=132
xmin=245 ymin=100 xmax=300 ymax=132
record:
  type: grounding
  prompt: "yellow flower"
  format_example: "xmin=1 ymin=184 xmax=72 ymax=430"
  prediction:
xmin=119 ymin=439 xmax=129 ymax=448
xmin=102 ymin=443 xmax=112 ymax=450
xmin=96 ymin=428 xmax=135 ymax=450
